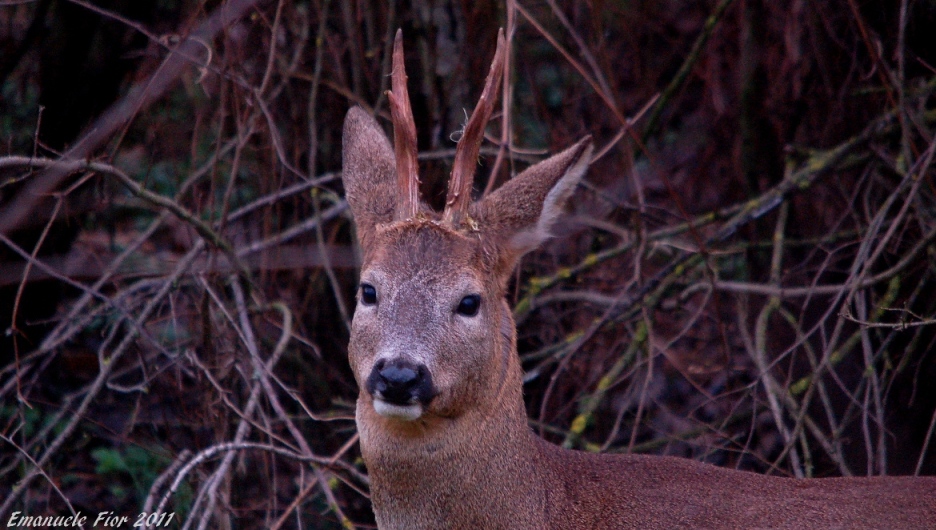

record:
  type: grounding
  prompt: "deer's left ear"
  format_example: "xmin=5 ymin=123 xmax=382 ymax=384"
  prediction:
xmin=470 ymin=136 xmax=593 ymax=261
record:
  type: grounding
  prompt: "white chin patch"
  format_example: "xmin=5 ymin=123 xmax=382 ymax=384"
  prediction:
xmin=373 ymin=399 xmax=423 ymax=421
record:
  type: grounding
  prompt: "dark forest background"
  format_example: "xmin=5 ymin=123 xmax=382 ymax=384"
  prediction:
xmin=1 ymin=0 xmax=935 ymax=527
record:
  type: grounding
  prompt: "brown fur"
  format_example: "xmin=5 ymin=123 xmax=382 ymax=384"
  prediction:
xmin=341 ymin=98 xmax=936 ymax=530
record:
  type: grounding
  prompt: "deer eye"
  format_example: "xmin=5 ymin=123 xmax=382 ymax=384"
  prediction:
xmin=360 ymin=283 xmax=378 ymax=305
xmin=456 ymin=294 xmax=481 ymax=317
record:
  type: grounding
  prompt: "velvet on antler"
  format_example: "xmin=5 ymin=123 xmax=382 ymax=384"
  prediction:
xmin=387 ymin=29 xmax=421 ymax=221
xmin=442 ymin=28 xmax=506 ymax=228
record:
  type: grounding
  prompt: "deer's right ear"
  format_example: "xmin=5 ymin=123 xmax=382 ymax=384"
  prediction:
xmin=342 ymin=106 xmax=398 ymax=248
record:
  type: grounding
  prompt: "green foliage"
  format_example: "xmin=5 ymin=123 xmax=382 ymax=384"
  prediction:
xmin=0 ymin=79 xmax=40 ymax=153
xmin=91 ymin=444 xmax=192 ymax=516
xmin=0 ymin=404 xmax=69 ymax=441
xmin=92 ymin=445 xmax=159 ymax=500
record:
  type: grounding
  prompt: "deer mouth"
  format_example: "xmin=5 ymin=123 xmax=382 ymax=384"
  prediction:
xmin=366 ymin=358 xmax=436 ymax=421
xmin=372 ymin=399 xmax=424 ymax=421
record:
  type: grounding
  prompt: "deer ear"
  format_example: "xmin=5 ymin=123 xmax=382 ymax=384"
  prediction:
xmin=342 ymin=106 xmax=398 ymax=248
xmin=471 ymin=136 xmax=593 ymax=262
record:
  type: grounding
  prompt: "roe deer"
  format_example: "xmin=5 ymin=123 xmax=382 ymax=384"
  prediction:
xmin=341 ymin=29 xmax=936 ymax=529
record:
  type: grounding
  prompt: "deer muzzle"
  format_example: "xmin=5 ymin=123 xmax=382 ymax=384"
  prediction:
xmin=366 ymin=358 xmax=436 ymax=420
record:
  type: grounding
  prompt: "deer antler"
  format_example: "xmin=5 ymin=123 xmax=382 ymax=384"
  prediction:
xmin=387 ymin=29 xmax=420 ymax=221
xmin=443 ymin=28 xmax=506 ymax=227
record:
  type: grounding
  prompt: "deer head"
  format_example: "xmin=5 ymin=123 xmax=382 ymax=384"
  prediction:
xmin=342 ymin=30 xmax=591 ymax=435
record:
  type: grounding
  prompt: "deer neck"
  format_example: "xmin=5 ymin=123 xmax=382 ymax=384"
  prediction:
xmin=356 ymin=314 xmax=546 ymax=528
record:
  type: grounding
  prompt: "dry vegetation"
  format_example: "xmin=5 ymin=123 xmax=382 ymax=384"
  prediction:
xmin=1 ymin=0 xmax=935 ymax=528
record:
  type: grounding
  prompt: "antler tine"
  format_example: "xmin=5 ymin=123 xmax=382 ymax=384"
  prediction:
xmin=387 ymin=29 xmax=420 ymax=221
xmin=443 ymin=28 xmax=506 ymax=227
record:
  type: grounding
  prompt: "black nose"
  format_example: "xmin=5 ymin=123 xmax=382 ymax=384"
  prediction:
xmin=366 ymin=358 xmax=435 ymax=406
